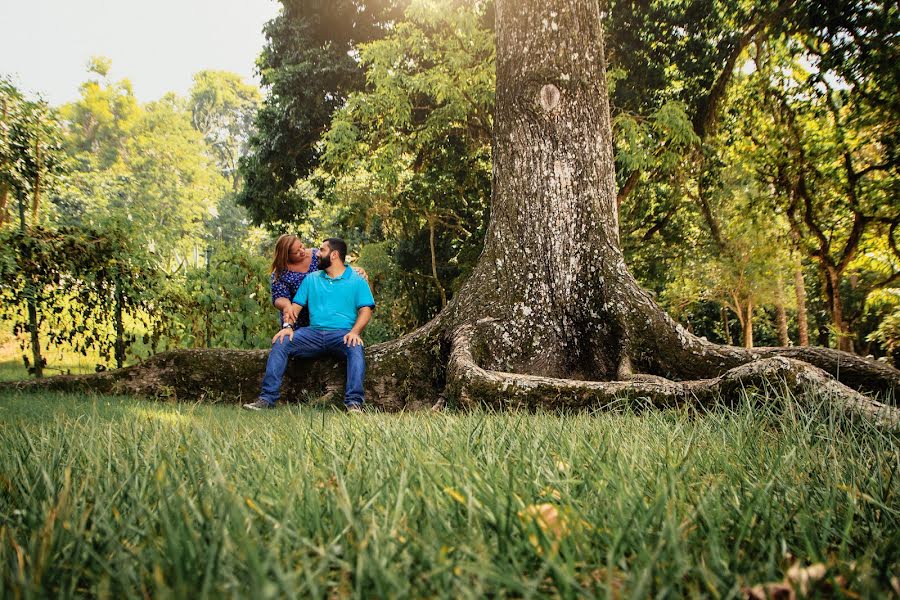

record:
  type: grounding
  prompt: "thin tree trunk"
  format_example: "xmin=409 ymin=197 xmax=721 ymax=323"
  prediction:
xmin=616 ymin=168 xmax=641 ymax=208
xmin=743 ymin=301 xmax=753 ymax=349
xmin=720 ymin=306 xmax=733 ymax=345
xmin=0 ymin=181 xmax=8 ymax=226
xmin=824 ymin=267 xmax=852 ymax=352
xmin=775 ymin=275 xmax=789 ymax=346
xmin=114 ymin=283 xmax=126 ymax=369
xmin=15 ymin=160 xmax=44 ymax=378
xmin=31 ymin=134 xmax=41 ymax=222
xmin=428 ymin=216 xmax=447 ymax=308
xmin=0 ymin=98 xmax=8 ymax=225
xmin=27 ymin=298 xmax=43 ymax=378
xmin=794 ymin=265 xmax=809 ymax=346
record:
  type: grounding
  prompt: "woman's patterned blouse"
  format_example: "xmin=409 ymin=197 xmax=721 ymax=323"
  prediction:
xmin=270 ymin=253 xmax=318 ymax=328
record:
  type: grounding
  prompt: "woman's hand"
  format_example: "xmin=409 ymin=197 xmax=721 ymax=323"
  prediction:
xmin=353 ymin=267 xmax=369 ymax=282
xmin=282 ymin=304 xmax=300 ymax=324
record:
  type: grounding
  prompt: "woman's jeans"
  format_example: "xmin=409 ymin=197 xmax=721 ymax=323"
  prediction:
xmin=259 ymin=328 xmax=364 ymax=407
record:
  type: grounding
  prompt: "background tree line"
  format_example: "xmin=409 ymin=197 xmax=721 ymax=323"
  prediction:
xmin=1 ymin=0 xmax=897 ymax=377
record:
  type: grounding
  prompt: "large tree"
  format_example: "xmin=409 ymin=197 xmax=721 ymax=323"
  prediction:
xmin=5 ymin=0 xmax=898 ymax=424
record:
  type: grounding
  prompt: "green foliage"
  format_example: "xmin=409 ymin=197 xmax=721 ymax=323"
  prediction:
xmin=722 ymin=34 xmax=899 ymax=349
xmin=237 ymin=0 xmax=410 ymax=225
xmin=55 ymin=63 xmax=231 ymax=263
xmin=0 ymin=225 xmax=164 ymax=372
xmin=1 ymin=391 xmax=898 ymax=596
xmin=189 ymin=70 xmax=261 ymax=191
xmin=867 ymin=308 xmax=900 ymax=365
xmin=119 ymin=94 xmax=229 ymax=258
xmin=156 ymin=245 xmax=274 ymax=349
xmin=315 ymin=0 xmax=493 ymax=330
xmin=0 ymin=79 xmax=65 ymax=227
xmin=59 ymin=57 xmax=141 ymax=169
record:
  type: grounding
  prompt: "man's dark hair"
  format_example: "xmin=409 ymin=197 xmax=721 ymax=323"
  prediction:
xmin=323 ymin=238 xmax=348 ymax=262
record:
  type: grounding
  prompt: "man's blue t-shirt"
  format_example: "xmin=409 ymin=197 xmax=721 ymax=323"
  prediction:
xmin=292 ymin=266 xmax=375 ymax=331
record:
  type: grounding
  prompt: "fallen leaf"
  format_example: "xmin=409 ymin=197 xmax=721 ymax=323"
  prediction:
xmin=742 ymin=582 xmax=794 ymax=600
xmin=786 ymin=562 xmax=826 ymax=596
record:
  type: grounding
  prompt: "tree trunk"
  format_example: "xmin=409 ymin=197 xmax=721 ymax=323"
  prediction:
xmin=4 ymin=0 xmax=898 ymax=425
xmin=0 ymin=181 xmax=8 ymax=226
xmin=775 ymin=277 xmax=789 ymax=346
xmin=27 ymin=297 xmax=44 ymax=378
xmin=114 ymin=283 xmax=126 ymax=369
xmin=445 ymin=0 xmax=627 ymax=381
xmin=427 ymin=216 xmax=447 ymax=308
xmin=823 ymin=266 xmax=853 ymax=352
xmin=731 ymin=296 xmax=753 ymax=349
xmin=721 ymin=306 xmax=733 ymax=345
xmin=743 ymin=301 xmax=754 ymax=349
xmin=794 ymin=265 xmax=809 ymax=346
xmin=0 ymin=98 xmax=8 ymax=225
xmin=31 ymin=135 xmax=41 ymax=222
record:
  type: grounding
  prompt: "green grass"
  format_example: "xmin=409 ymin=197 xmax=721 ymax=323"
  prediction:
xmin=0 ymin=391 xmax=898 ymax=598
xmin=0 ymin=339 xmax=107 ymax=381
xmin=0 ymin=326 xmax=162 ymax=382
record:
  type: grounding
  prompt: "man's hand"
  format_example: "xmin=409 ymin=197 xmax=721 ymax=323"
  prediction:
xmin=273 ymin=327 xmax=295 ymax=344
xmin=343 ymin=331 xmax=364 ymax=347
xmin=352 ymin=266 xmax=369 ymax=282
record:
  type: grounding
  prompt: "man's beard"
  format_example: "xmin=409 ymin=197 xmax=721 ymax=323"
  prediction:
xmin=318 ymin=253 xmax=332 ymax=270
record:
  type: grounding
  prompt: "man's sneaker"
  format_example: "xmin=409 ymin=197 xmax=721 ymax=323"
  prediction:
xmin=242 ymin=399 xmax=274 ymax=411
xmin=346 ymin=404 xmax=363 ymax=414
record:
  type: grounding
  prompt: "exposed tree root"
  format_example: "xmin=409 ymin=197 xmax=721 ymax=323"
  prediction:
xmin=448 ymin=323 xmax=899 ymax=427
xmin=620 ymin=279 xmax=900 ymax=396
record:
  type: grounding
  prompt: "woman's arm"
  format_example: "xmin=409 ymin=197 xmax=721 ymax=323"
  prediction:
xmin=271 ymin=277 xmax=298 ymax=323
xmin=274 ymin=297 xmax=300 ymax=324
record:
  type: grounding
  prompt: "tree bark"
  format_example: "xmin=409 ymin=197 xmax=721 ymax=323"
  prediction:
xmin=732 ymin=295 xmax=753 ymax=349
xmin=4 ymin=0 xmax=898 ymax=423
xmin=775 ymin=276 xmax=789 ymax=346
xmin=744 ymin=301 xmax=754 ymax=349
xmin=0 ymin=98 xmax=8 ymax=226
xmin=427 ymin=216 xmax=447 ymax=308
xmin=0 ymin=181 xmax=8 ymax=226
xmin=823 ymin=265 xmax=853 ymax=352
xmin=26 ymin=297 xmax=44 ymax=379
xmin=31 ymin=133 xmax=41 ymax=222
xmin=721 ymin=306 xmax=733 ymax=345
xmin=794 ymin=265 xmax=809 ymax=346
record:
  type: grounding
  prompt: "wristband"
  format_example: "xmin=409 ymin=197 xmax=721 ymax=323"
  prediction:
xmin=282 ymin=323 xmax=292 ymax=329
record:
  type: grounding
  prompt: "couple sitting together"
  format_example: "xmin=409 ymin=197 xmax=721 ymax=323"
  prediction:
xmin=242 ymin=235 xmax=375 ymax=413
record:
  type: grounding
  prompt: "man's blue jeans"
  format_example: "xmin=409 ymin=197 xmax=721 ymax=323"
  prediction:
xmin=259 ymin=328 xmax=364 ymax=408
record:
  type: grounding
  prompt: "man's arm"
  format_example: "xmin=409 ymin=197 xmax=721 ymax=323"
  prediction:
xmin=343 ymin=306 xmax=373 ymax=347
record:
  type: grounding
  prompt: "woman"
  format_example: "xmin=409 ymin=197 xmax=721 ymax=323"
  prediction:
xmin=270 ymin=234 xmax=366 ymax=328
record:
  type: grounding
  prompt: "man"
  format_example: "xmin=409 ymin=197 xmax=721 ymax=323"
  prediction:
xmin=243 ymin=238 xmax=375 ymax=412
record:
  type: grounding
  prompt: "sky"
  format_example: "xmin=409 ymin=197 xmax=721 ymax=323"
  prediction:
xmin=0 ymin=0 xmax=282 ymax=106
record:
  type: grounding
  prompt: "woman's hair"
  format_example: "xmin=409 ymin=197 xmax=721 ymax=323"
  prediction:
xmin=271 ymin=234 xmax=301 ymax=279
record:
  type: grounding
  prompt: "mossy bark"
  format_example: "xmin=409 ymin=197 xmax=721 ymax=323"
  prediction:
xmin=0 ymin=326 xmax=444 ymax=410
